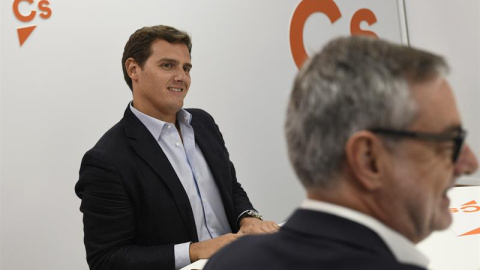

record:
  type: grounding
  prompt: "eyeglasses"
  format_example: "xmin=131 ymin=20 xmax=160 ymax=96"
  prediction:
xmin=368 ymin=127 xmax=466 ymax=163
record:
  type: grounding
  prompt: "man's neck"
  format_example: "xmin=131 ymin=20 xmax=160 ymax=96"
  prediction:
xmin=131 ymin=101 xmax=177 ymax=123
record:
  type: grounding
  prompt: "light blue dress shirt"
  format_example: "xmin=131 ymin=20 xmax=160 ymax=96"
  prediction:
xmin=130 ymin=104 xmax=231 ymax=269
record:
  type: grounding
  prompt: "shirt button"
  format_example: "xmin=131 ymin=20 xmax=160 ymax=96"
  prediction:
xmin=175 ymin=142 xmax=180 ymax=147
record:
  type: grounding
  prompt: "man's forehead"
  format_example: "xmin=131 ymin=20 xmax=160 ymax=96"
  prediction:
xmin=150 ymin=39 xmax=191 ymax=58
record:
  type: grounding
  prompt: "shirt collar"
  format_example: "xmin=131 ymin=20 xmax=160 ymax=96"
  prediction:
xmin=176 ymin=108 xmax=192 ymax=125
xmin=129 ymin=102 xmax=192 ymax=140
xmin=300 ymin=199 xmax=429 ymax=268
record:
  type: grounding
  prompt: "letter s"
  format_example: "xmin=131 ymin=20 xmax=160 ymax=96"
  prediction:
xmin=350 ymin=8 xmax=378 ymax=37
xmin=38 ymin=0 xmax=52 ymax=19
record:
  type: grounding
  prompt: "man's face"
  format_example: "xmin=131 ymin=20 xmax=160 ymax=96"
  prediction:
xmin=383 ymin=77 xmax=478 ymax=242
xmin=130 ymin=39 xmax=192 ymax=122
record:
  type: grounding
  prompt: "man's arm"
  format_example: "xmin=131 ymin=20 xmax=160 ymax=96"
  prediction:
xmin=75 ymin=149 xmax=176 ymax=270
xmin=188 ymin=233 xmax=240 ymax=262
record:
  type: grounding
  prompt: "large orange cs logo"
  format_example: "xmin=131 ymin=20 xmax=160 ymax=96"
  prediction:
xmin=13 ymin=0 xmax=52 ymax=46
xmin=290 ymin=0 xmax=378 ymax=68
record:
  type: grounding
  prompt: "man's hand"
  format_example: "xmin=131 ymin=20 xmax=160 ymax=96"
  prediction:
xmin=188 ymin=219 xmax=280 ymax=262
xmin=239 ymin=217 xmax=280 ymax=235
xmin=189 ymin=233 xmax=240 ymax=262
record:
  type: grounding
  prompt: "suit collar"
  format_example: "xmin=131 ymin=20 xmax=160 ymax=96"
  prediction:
xmin=283 ymin=209 xmax=396 ymax=258
xmin=300 ymin=199 xmax=429 ymax=267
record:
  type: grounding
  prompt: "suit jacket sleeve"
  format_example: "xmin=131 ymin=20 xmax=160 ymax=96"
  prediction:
xmin=76 ymin=149 xmax=176 ymax=270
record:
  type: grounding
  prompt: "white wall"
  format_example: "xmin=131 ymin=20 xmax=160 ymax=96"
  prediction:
xmin=1 ymin=1 xmax=303 ymax=269
xmin=0 ymin=1 xmax=3 ymax=269
xmin=0 ymin=1 xmax=478 ymax=270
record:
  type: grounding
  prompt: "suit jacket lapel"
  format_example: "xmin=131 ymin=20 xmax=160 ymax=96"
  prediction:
xmin=122 ymin=107 xmax=199 ymax=241
xmin=189 ymin=113 xmax=236 ymax=229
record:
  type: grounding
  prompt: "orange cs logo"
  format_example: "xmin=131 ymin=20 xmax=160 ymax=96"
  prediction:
xmin=290 ymin=0 xmax=378 ymax=68
xmin=13 ymin=0 xmax=52 ymax=46
xmin=450 ymin=200 xmax=480 ymax=236
xmin=450 ymin=200 xmax=480 ymax=214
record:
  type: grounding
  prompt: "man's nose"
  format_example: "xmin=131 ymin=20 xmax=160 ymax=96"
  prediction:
xmin=454 ymin=143 xmax=479 ymax=176
xmin=173 ymin=68 xmax=187 ymax=82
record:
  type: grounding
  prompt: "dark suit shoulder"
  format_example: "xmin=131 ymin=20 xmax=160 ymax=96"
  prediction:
xmin=185 ymin=108 xmax=225 ymax=144
xmin=76 ymin=118 xmax=136 ymax=194
xmin=92 ymin=121 xmax=128 ymax=151
xmin=76 ymin=121 xmax=126 ymax=194
xmin=185 ymin=107 xmax=209 ymax=116
xmin=185 ymin=108 xmax=215 ymax=124
xmin=204 ymin=230 xmax=426 ymax=270
xmin=82 ymin=115 xmax=143 ymax=168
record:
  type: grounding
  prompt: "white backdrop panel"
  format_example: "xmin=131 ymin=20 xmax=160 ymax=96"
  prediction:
xmin=0 ymin=1 xmax=478 ymax=270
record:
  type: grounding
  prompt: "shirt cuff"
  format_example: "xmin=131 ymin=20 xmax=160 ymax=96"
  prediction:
xmin=174 ymin=242 xmax=191 ymax=270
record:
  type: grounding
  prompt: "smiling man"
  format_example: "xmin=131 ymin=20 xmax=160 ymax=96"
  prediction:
xmin=75 ymin=25 xmax=278 ymax=270
xmin=203 ymin=36 xmax=479 ymax=270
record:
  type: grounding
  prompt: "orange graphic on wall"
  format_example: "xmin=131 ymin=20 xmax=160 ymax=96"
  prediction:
xmin=460 ymin=227 xmax=480 ymax=237
xmin=13 ymin=0 xmax=52 ymax=46
xmin=450 ymin=200 xmax=480 ymax=236
xmin=450 ymin=200 xmax=480 ymax=213
xmin=290 ymin=0 xmax=378 ymax=68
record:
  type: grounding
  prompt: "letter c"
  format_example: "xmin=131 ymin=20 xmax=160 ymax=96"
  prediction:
xmin=13 ymin=0 xmax=36 ymax=23
xmin=290 ymin=0 xmax=342 ymax=69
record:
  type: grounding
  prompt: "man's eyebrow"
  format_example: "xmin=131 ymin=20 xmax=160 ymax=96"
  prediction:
xmin=442 ymin=124 xmax=463 ymax=133
xmin=156 ymin=58 xmax=179 ymax=64
xmin=156 ymin=58 xmax=192 ymax=68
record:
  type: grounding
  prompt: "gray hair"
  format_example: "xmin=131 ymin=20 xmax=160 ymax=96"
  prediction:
xmin=285 ymin=36 xmax=448 ymax=188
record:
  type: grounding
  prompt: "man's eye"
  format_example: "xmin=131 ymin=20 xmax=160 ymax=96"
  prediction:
xmin=184 ymin=66 xmax=191 ymax=73
xmin=161 ymin=63 xmax=173 ymax=69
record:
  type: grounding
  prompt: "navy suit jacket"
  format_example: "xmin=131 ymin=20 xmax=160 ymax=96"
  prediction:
xmin=204 ymin=209 xmax=427 ymax=270
xmin=75 ymin=106 xmax=254 ymax=270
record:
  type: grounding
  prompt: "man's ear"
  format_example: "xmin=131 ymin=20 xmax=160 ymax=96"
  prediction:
xmin=345 ymin=131 xmax=386 ymax=191
xmin=125 ymin=58 xmax=139 ymax=81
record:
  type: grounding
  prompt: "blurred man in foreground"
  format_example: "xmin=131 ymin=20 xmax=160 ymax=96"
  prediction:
xmin=204 ymin=36 xmax=478 ymax=270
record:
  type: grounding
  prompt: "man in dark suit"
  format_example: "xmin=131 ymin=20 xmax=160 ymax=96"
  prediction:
xmin=204 ymin=36 xmax=479 ymax=270
xmin=75 ymin=25 xmax=279 ymax=270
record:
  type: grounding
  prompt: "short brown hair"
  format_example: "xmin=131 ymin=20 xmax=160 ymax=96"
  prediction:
xmin=121 ymin=25 xmax=192 ymax=90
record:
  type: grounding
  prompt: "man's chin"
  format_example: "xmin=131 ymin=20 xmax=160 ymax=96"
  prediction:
xmin=433 ymin=211 xmax=453 ymax=232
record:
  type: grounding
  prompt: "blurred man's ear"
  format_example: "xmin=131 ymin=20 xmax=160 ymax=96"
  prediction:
xmin=345 ymin=131 xmax=387 ymax=191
